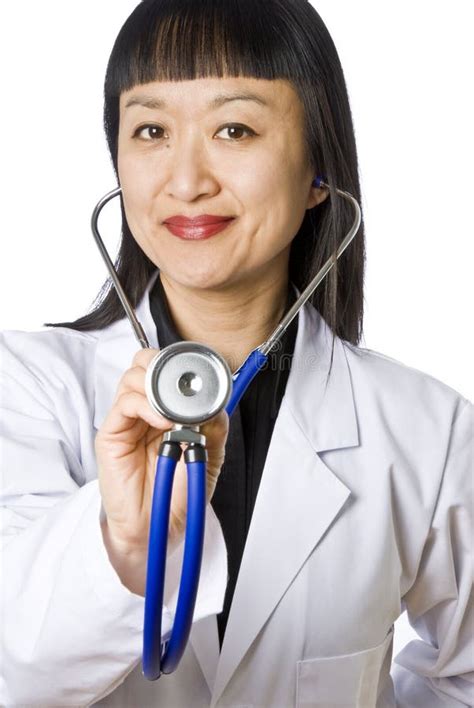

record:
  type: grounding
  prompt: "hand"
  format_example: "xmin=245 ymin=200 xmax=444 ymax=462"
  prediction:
xmin=95 ymin=348 xmax=229 ymax=594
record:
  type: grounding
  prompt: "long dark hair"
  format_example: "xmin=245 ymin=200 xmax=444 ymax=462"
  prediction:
xmin=48 ymin=0 xmax=365 ymax=349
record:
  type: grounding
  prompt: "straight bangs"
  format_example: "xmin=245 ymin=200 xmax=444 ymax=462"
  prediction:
xmin=106 ymin=0 xmax=316 ymax=88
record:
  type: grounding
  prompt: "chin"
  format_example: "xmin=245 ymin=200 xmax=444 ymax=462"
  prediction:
xmin=161 ymin=262 xmax=236 ymax=292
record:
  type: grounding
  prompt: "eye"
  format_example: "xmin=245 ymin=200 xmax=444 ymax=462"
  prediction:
xmin=133 ymin=124 xmax=166 ymax=141
xmin=214 ymin=123 xmax=257 ymax=141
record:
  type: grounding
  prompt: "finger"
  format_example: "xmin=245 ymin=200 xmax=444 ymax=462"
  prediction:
xmin=101 ymin=390 xmax=173 ymax=437
xmin=114 ymin=365 xmax=147 ymax=401
xmin=114 ymin=348 xmax=162 ymax=403
xmin=201 ymin=409 xmax=229 ymax=450
xmin=130 ymin=347 xmax=161 ymax=371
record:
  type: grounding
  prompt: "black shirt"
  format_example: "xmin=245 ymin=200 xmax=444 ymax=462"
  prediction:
xmin=149 ymin=275 xmax=298 ymax=649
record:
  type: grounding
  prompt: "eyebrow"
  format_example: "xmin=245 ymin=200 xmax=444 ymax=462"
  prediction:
xmin=124 ymin=91 xmax=271 ymax=110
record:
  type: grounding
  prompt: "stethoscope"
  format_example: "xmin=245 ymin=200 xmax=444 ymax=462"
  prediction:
xmin=91 ymin=176 xmax=361 ymax=681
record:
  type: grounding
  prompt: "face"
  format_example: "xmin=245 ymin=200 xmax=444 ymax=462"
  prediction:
xmin=118 ymin=76 xmax=327 ymax=292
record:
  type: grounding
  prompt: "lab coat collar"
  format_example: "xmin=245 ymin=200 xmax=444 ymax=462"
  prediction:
xmin=282 ymin=287 xmax=359 ymax=454
xmin=92 ymin=271 xmax=359 ymax=701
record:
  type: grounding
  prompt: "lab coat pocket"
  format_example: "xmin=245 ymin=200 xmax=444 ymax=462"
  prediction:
xmin=295 ymin=626 xmax=394 ymax=708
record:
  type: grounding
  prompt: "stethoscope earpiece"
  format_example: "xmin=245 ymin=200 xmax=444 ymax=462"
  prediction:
xmin=312 ymin=174 xmax=328 ymax=188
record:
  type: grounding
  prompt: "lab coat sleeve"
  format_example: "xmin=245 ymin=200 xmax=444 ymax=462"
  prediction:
xmin=392 ymin=399 xmax=474 ymax=707
xmin=0 ymin=331 xmax=228 ymax=707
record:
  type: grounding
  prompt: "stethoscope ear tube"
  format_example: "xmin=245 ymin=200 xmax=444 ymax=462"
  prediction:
xmin=142 ymin=441 xmax=207 ymax=680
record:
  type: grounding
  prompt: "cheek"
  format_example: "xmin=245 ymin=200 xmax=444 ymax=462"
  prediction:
xmin=231 ymin=157 xmax=284 ymax=221
xmin=118 ymin=152 xmax=149 ymax=194
xmin=117 ymin=153 xmax=155 ymax=230
xmin=245 ymin=160 xmax=307 ymax=244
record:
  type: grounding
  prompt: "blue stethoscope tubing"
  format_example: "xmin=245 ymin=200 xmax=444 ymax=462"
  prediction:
xmin=142 ymin=350 xmax=269 ymax=680
xmin=90 ymin=177 xmax=362 ymax=681
xmin=143 ymin=446 xmax=207 ymax=679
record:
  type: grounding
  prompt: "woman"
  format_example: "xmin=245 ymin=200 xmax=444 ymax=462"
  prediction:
xmin=1 ymin=0 xmax=472 ymax=706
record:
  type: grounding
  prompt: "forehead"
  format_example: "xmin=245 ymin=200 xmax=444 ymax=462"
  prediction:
xmin=119 ymin=76 xmax=303 ymax=117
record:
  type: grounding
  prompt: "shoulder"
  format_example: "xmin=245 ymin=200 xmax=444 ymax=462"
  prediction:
xmin=1 ymin=325 xmax=99 ymax=375
xmin=1 ymin=326 xmax=101 ymax=410
xmin=339 ymin=341 xmax=472 ymax=529
xmin=1 ymin=314 xmax=149 ymax=433
xmin=341 ymin=339 xmax=471 ymax=436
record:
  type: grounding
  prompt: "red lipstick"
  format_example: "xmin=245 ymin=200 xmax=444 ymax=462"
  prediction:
xmin=163 ymin=214 xmax=236 ymax=240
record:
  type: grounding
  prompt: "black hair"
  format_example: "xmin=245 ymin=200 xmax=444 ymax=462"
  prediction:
xmin=47 ymin=0 xmax=365 ymax=362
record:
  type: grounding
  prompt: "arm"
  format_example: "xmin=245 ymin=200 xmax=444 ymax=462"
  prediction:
xmin=392 ymin=399 xmax=474 ymax=707
xmin=0 ymin=332 xmax=227 ymax=706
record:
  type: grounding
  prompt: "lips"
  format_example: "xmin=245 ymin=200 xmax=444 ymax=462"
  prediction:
xmin=163 ymin=215 xmax=234 ymax=226
xmin=163 ymin=214 xmax=236 ymax=240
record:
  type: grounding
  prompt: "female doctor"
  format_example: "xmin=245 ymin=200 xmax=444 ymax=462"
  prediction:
xmin=1 ymin=0 xmax=473 ymax=706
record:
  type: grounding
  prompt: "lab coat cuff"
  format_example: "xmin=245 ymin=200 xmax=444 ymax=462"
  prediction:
xmin=81 ymin=480 xmax=228 ymax=630
xmin=79 ymin=480 xmax=145 ymax=629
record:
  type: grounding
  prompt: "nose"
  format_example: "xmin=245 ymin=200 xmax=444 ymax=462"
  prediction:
xmin=163 ymin=133 xmax=220 ymax=203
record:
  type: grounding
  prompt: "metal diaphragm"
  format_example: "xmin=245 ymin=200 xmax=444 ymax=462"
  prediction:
xmin=145 ymin=341 xmax=232 ymax=425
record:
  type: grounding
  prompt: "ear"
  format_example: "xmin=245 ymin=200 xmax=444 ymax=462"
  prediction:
xmin=306 ymin=181 xmax=329 ymax=210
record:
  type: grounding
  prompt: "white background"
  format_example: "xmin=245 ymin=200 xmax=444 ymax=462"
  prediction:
xmin=0 ymin=1 xmax=472 ymax=659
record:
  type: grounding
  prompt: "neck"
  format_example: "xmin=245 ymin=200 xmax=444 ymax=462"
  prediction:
xmin=159 ymin=269 xmax=290 ymax=373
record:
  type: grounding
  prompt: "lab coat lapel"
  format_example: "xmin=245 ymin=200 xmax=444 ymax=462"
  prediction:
xmin=210 ymin=301 xmax=359 ymax=706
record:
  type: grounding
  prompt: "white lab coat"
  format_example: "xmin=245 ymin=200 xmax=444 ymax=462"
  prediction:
xmin=1 ymin=270 xmax=472 ymax=708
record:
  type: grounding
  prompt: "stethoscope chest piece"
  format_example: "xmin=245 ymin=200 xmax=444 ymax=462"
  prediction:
xmin=145 ymin=341 xmax=233 ymax=425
